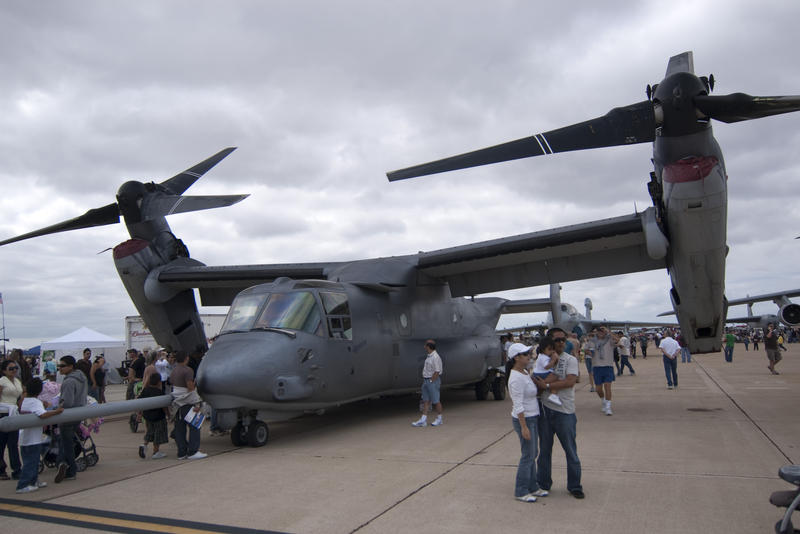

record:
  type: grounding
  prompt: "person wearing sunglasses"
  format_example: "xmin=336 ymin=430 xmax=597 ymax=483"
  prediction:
xmin=0 ymin=359 xmax=24 ymax=480
xmin=54 ymin=355 xmax=88 ymax=483
xmin=533 ymin=328 xmax=585 ymax=499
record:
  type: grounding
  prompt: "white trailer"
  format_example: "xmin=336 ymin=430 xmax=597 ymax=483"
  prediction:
xmin=125 ymin=314 xmax=226 ymax=352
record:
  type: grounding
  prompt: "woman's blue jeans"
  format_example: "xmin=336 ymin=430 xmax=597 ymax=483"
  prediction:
xmin=511 ymin=415 xmax=539 ymax=497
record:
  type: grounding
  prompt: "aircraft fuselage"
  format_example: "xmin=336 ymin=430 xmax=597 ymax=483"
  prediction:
xmin=197 ymin=276 xmax=504 ymax=422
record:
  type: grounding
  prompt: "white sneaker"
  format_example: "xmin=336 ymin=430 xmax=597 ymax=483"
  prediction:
xmin=431 ymin=417 xmax=443 ymax=427
xmin=16 ymin=485 xmax=38 ymax=494
xmin=37 ymin=481 xmax=48 ymax=488
xmin=531 ymin=488 xmax=549 ymax=497
xmin=187 ymin=452 xmax=208 ymax=460
xmin=515 ymin=493 xmax=537 ymax=503
xmin=412 ymin=418 xmax=427 ymax=427
xmin=151 ymin=451 xmax=167 ymax=459
xmin=605 ymin=406 xmax=613 ymax=416
xmin=547 ymin=393 xmax=563 ymax=406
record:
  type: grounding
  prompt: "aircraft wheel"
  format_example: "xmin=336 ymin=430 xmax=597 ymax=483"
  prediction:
xmin=230 ymin=423 xmax=248 ymax=447
xmin=247 ymin=421 xmax=269 ymax=447
xmin=491 ymin=376 xmax=506 ymax=401
xmin=475 ymin=379 xmax=489 ymax=401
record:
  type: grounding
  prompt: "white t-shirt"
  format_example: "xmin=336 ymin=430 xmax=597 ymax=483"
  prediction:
xmin=659 ymin=336 xmax=681 ymax=359
xmin=18 ymin=397 xmax=47 ymax=446
xmin=508 ymin=369 xmax=540 ymax=418
xmin=532 ymin=354 xmax=552 ymax=374
xmin=542 ymin=352 xmax=580 ymax=414
xmin=617 ymin=336 xmax=631 ymax=356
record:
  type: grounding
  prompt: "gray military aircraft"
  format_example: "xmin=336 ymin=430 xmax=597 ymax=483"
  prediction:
xmin=660 ymin=288 xmax=800 ymax=331
xmin=1 ymin=52 xmax=799 ymax=445
xmin=499 ymin=283 xmax=676 ymax=337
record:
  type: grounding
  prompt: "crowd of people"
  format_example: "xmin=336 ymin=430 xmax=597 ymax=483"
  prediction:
xmin=1 ymin=321 xmax=795 ymax=500
xmin=0 ymin=346 xmax=211 ymax=495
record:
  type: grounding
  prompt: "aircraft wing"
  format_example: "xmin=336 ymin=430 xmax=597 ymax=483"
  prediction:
xmin=156 ymin=262 xmax=338 ymax=306
xmin=725 ymin=315 xmax=766 ymax=324
xmin=726 ymin=289 xmax=800 ymax=307
xmin=501 ymin=299 xmax=553 ymax=314
xmin=416 ymin=208 xmax=666 ymax=297
xmin=583 ymin=319 xmax=678 ymax=329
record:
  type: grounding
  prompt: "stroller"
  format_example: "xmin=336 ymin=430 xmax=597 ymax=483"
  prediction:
xmin=39 ymin=420 xmax=101 ymax=473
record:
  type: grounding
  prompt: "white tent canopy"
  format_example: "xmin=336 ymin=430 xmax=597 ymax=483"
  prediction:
xmin=41 ymin=326 xmax=126 ymax=373
xmin=41 ymin=326 xmax=124 ymax=351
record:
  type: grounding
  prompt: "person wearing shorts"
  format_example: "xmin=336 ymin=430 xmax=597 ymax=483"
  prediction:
xmin=412 ymin=340 xmax=443 ymax=427
xmin=765 ymin=323 xmax=782 ymax=375
xmin=591 ymin=327 xmax=616 ymax=416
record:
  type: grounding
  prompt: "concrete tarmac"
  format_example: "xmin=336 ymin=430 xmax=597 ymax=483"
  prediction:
xmin=1 ymin=342 xmax=797 ymax=533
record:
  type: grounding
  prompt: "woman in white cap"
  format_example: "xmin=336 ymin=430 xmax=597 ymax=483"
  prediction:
xmin=505 ymin=343 xmax=549 ymax=503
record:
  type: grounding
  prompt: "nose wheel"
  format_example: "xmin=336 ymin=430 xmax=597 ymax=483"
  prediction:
xmin=230 ymin=420 xmax=269 ymax=447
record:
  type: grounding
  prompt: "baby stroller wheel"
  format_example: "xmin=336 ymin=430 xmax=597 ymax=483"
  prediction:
xmin=129 ymin=413 xmax=139 ymax=433
xmin=38 ymin=460 xmax=44 ymax=474
xmin=87 ymin=452 xmax=99 ymax=467
xmin=75 ymin=457 xmax=87 ymax=472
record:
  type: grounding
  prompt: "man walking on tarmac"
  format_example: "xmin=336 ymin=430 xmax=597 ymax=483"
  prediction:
xmin=412 ymin=340 xmax=443 ymax=427
xmin=591 ymin=327 xmax=616 ymax=416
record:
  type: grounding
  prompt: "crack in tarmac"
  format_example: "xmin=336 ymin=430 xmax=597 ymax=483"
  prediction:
xmin=349 ymin=429 xmax=515 ymax=533
xmin=694 ymin=359 xmax=793 ymax=464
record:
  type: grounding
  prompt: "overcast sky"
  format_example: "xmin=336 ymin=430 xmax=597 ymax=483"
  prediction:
xmin=1 ymin=0 xmax=799 ymax=349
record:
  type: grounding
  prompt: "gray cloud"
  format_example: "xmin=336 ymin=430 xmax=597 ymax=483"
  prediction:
xmin=1 ymin=0 xmax=799 ymax=347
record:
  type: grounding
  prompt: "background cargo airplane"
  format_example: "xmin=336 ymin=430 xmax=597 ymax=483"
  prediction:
xmin=498 ymin=283 xmax=676 ymax=337
xmin=2 ymin=52 xmax=800 ymax=446
xmin=659 ymin=288 xmax=800 ymax=331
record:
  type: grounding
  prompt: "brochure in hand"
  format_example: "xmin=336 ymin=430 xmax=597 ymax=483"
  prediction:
xmin=183 ymin=408 xmax=205 ymax=429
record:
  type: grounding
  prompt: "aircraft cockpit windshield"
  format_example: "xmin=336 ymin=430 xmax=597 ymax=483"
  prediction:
xmin=220 ymin=291 xmax=324 ymax=336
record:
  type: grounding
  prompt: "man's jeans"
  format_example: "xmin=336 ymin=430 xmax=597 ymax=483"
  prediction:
xmin=681 ymin=347 xmax=692 ymax=363
xmin=537 ymin=405 xmax=582 ymax=493
xmin=723 ymin=346 xmax=733 ymax=362
xmin=663 ymin=355 xmax=678 ymax=387
xmin=511 ymin=415 xmax=540 ymax=497
xmin=619 ymin=355 xmax=635 ymax=375
xmin=57 ymin=422 xmax=78 ymax=477
xmin=174 ymin=404 xmax=201 ymax=458
xmin=17 ymin=444 xmax=41 ymax=490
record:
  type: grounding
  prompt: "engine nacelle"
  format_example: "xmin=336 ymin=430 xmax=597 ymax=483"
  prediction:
xmin=779 ymin=303 xmax=800 ymax=326
xmin=114 ymin=239 xmax=208 ymax=353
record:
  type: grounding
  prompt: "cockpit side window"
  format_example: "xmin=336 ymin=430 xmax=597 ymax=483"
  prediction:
xmin=321 ymin=291 xmax=352 ymax=340
xmin=254 ymin=291 xmax=323 ymax=336
xmin=221 ymin=293 xmax=267 ymax=333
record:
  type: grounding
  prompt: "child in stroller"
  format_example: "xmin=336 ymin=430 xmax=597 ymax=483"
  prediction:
xmin=41 ymin=420 xmax=100 ymax=473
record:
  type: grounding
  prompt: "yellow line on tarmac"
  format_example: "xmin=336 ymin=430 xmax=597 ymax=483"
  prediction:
xmin=0 ymin=501 xmax=245 ymax=534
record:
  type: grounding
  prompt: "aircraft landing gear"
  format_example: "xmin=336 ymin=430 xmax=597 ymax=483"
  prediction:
xmin=230 ymin=420 xmax=269 ymax=447
xmin=475 ymin=369 xmax=506 ymax=401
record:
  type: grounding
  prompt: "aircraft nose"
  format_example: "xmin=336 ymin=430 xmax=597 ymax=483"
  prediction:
xmin=197 ymin=332 xmax=313 ymax=408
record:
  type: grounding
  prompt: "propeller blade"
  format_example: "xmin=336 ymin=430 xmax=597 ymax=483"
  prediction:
xmin=694 ymin=93 xmax=800 ymax=123
xmin=664 ymin=51 xmax=694 ymax=77
xmin=144 ymin=194 xmax=249 ymax=219
xmin=160 ymin=147 xmax=237 ymax=195
xmin=387 ymin=101 xmax=656 ymax=181
xmin=0 ymin=202 xmax=120 ymax=246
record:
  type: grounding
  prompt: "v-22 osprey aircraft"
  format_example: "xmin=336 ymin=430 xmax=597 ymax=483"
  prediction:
xmin=2 ymin=52 xmax=799 ymax=446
